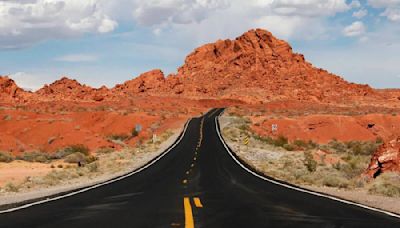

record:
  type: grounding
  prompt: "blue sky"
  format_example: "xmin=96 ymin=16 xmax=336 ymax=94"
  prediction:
xmin=0 ymin=0 xmax=400 ymax=90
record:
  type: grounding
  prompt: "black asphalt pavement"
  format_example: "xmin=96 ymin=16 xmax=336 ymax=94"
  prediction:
xmin=0 ymin=108 xmax=399 ymax=228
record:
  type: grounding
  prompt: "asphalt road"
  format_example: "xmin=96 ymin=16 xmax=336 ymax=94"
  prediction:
xmin=1 ymin=108 xmax=399 ymax=228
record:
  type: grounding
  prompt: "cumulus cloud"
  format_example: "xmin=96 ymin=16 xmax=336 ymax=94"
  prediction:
xmin=9 ymin=72 xmax=47 ymax=91
xmin=368 ymin=0 xmax=400 ymax=21
xmin=343 ymin=21 xmax=366 ymax=37
xmin=368 ymin=0 xmax=400 ymax=8
xmin=0 ymin=0 xmax=117 ymax=49
xmin=381 ymin=7 xmax=400 ymax=21
xmin=270 ymin=0 xmax=350 ymax=17
xmin=132 ymin=0 xmax=229 ymax=26
xmin=353 ymin=9 xmax=368 ymax=18
xmin=349 ymin=0 xmax=361 ymax=8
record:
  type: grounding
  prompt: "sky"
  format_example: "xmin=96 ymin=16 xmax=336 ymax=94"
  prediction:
xmin=0 ymin=0 xmax=400 ymax=90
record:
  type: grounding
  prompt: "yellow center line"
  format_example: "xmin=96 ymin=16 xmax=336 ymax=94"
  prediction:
xmin=193 ymin=197 xmax=203 ymax=208
xmin=184 ymin=197 xmax=194 ymax=228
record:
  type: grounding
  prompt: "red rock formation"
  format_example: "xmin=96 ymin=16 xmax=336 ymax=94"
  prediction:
xmin=36 ymin=77 xmax=111 ymax=102
xmin=113 ymin=69 xmax=165 ymax=94
xmin=156 ymin=28 xmax=376 ymax=103
xmin=367 ymin=138 xmax=400 ymax=177
xmin=0 ymin=76 xmax=31 ymax=103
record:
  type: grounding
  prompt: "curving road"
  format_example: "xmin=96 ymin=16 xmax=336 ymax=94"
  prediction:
xmin=0 ymin=108 xmax=399 ymax=227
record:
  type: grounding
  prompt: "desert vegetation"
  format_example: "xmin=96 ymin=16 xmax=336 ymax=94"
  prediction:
xmin=221 ymin=113 xmax=399 ymax=198
xmin=0 ymin=130 xmax=177 ymax=194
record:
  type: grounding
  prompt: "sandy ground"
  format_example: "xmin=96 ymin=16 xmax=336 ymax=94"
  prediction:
xmin=219 ymin=115 xmax=400 ymax=215
xmin=0 ymin=124 xmax=185 ymax=207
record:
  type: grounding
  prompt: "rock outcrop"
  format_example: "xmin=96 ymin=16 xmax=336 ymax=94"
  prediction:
xmin=0 ymin=76 xmax=31 ymax=103
xmin=36 ymin=77 xmax=111 ymax=102
xmin=367 ymin=137 xmax=400 ymax=177
xmin=157 ymin=28 xmax=376 ymax=103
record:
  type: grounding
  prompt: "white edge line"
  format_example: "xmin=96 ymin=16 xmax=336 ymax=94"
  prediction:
xmin=0 ymin=119 xmax=192 ymax=214
xmin=215 ymin=112 xmax=400 ymax=219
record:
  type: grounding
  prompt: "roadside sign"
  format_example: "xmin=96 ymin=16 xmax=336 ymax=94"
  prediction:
xmin=272 ymin=124 xmax=278 ymax=132
xmin=135 ymin=124 xmax=142 ymax=132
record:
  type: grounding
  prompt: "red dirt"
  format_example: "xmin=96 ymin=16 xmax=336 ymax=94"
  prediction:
xmin=250 ymin=114 xmax=400 ymax=144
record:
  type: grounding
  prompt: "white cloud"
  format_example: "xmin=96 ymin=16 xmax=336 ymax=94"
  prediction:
xmin=368 ymin=0 xmax=400 ymax=8
xmin=353 ymin=9 xmax=368 ymax=18
xmin=0 ymin=0 xmax=118 ymax=49
xmin=368 ymin=0 xmax=400 ymax=21
xmin=55 ymin=54 xmax=99 ymax=62
xmin=350 ymin=0 xmax=361 ymax=8
xmin=270 ymin=0 xmax=350 ymax=17
xmin=9 ymin=72 xmax=48 ymax=91
xmin=381 ymin=7 xmax=400 ymax=21
xmin=343 ymin=21 xmax=366 ymax=37
xmin=132 ymin=0 xmax=229 ymax=26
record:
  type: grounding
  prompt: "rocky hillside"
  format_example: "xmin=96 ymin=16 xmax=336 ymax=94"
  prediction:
xmin=0 ymin=28 xmax=397 ymax=105
xmin=114 ymin=29 xmax=379 ymax=103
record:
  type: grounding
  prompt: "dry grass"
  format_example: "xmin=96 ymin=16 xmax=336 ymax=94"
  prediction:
xmin=0 ymin=128 xmax=177 ymax=194
xmin=221 ymin=115 xmax=384 ymax=194
xmin=368 ymin=172 xmax=400 ymax=197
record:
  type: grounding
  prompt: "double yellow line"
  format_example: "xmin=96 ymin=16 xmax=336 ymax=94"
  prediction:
xmin=183 ymin=197 xmax=203 ymax=228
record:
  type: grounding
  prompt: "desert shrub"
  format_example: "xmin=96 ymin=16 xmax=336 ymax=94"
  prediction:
xmin=328 ymin=140 xmax=347 ymax=153
xmin=304 ymin=151 xmax=317 ymax=172
xmin=85 ymin=155 xmax=98 ymax=164
xmin=42 ymin=170 xmax=71 ymax=186
xmin=56 ymin=144 xmax=90 ymax=158
xmin=96 ymin=147 xmax=114 ymax=154
xmin=4 ymin=182 xmax=19 ymax=192
xmin=368 ymin=173 xmax=400 ymax=197
xmin=0 ymin=152 xmax=14 ymax=163
xmin=3 ymin=115 xmax=12 ymax=121
xmin=57 ymin=164 xmax=63 ymax=168
xmin=17 ymin=152 xmax=51 ymax=163
xmin=254 ymin=135 xmax=274 ymax=144
xmin=64 ymin=152 xmax=86 ymax=164
xmin=283 ymin=144 xmax=295 ymax=151
xmin=307 ymin=140 xmax=318 ymax=149
xmin=293 ymin=139 xmax=308 ymax=149
xmin=108 ymin=134 xmax=129 ymax=141
xmin=346 ymin=141 xmax=378 ymax=156
xmin=87 ymin=162 xmax=99 ymax=172
xmin=375 ymin=137 xmax=384 ymax=144
xmin=238 ymin=124 xmax=249 ymax=132
xmin=273 ymin=135 xmax=288 ymax=147
xmin=322 ymin=176 xmax=349 ymax=188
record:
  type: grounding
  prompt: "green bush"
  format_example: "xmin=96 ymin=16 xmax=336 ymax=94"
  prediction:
xmin=304 ymin=151 xmax=317 ymax=172
xmin=0 ymin=152 xmax=14 ymax=163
